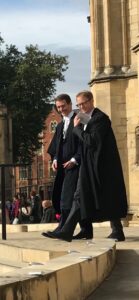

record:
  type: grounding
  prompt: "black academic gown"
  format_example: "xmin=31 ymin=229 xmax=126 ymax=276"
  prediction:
xmin=48 ymin=113 xmax=80 ymax=213
xmin=73 ymin=108 xmax=128 ymax=222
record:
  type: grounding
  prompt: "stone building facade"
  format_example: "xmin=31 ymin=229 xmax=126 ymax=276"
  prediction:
xmin=89 ymin=0 xmax=139 ymax=217
xmin=0 ymin=105 xmax=61 ymax=201
xmin=15 ymin=108 xmax=61 ymax=200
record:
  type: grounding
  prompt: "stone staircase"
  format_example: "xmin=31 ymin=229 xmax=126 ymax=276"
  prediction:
xmin=0 ymin=225 xmax=116 ymax=300
xmin=0 ymin=257 xmax=28 ymax=274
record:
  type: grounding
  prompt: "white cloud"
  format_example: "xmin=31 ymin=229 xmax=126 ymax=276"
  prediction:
xmin=0 ymin=0 xmax=89 ymax=14
xmin=0 ymin=3 xmax=91 ymax=107
xmin=0 ymin=11 xmax=90 ymax=51
xmin=52 ymin=47 xmax=91 ymax=108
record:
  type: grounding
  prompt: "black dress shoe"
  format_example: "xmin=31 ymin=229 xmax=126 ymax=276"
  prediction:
xmin=42 ymin=225 xmax=62 ymax=236
xmin=41 ymin=231 xmax=58 ymax=239
xmin=50 ymin=231 xmax=72 ymax=242
xmin=107 ymin=231 xmax=125 ymax=242
xmin=72 ymin=231 xmax=93 ymax=240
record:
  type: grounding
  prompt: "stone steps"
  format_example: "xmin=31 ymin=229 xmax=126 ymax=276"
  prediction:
xmin=0 ymin=231 xmax=116 ymax=300
xmin=0 ymin=221 xmax=111 ymax=235
xmin=0 ymin=257 xmax=28 ymax=274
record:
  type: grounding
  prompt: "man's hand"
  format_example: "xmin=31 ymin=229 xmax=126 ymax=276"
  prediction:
xmin=74 ymin=115 xmax=81 ymax=127
xmin=52 ymin=160 xmax=58 ymax=171
xmin=63 ymin=160 xmax=75 ymax=169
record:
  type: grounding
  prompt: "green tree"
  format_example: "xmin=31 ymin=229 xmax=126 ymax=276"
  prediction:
xmin=0 ymin=38 xmax=68 ymax=163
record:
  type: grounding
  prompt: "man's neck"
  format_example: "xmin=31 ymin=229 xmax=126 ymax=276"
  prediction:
xmin=63 ymin=111 xmax=73 ymax=118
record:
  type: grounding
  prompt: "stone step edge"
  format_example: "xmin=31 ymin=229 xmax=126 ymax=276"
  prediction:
xmin=0 ymin=243 xmax=116 ymax=300
xmin=0 ymin=219 xmax=130 ymax=234
xmin=0 ymin=243 xmax=57 ymax=263
xmin=0 ymin=257 xmax=29 ymax=269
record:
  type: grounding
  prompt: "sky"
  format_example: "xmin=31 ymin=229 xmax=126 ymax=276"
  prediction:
xmin=0 ymin=0 xmax=91 ymax=107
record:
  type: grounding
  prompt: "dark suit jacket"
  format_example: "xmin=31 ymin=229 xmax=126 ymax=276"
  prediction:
xmin=40 ymin=207 xmax=56 ymax=223
xmin=48 ymin=113 xmax=80 ymax=213
xmin=73 ymin=108 xmax=128 ymax=222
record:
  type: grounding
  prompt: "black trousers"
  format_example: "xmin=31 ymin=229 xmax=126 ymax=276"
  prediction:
xmin=60 ymin=172 xmax=93 ymax=237
xmin=60 ymin=170 xmax=123 ymax=237
xmin=110 ymin=219 xmax=123 ymax=233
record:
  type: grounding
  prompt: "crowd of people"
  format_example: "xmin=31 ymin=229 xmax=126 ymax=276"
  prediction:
xmin=5 ymin=190 xmax=57 ymax=225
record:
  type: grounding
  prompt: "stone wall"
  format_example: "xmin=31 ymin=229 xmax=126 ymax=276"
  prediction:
xmin=89 ymin=0 xmax=139 ymax=216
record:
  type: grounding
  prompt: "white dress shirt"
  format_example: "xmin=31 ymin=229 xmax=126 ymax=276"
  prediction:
xmin=53 ymin=111 xmax=77 ymax=164
xmin=63 ymin=111 xmax=74 ymax=139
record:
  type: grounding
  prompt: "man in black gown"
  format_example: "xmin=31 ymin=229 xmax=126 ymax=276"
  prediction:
xmin=42 ymin=93 xmax=93 ymax=239
xmin=43 ymin=91 xmax=127 ymax=242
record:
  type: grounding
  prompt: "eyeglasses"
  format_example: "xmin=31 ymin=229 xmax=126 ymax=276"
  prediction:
xmin=76 ymin=99 xmax=90 ymax=108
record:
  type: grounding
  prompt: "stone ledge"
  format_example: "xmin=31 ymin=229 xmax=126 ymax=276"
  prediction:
xmin=0 ymin=224 xmax=28 ymax=233
xmin=0 ymin=222 xmax=111 ymax=234
xmin=0 ymin=218 xmax=129 ymax=235
xmin=0 ymin=234 xmax=116 ymax=300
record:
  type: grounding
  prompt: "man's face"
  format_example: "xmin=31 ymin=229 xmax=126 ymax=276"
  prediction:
xmin=76 ymin=95 xmax=94 ymax=113
xmin=56 ymin=99 xmax=72 ymax=117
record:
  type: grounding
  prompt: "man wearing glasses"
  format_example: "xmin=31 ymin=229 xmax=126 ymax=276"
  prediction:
xmin=42 ymin=94 xmax=92 ymax=239
xmin=45 ymin=90 xmax=127 ymax=242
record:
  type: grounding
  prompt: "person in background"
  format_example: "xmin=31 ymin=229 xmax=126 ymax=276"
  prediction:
xmin=29 ymin=190 xmax=42 ymax=223
xmin=42 ymin=93 xmax=89 ymax=238
xmin=11 ymin=194 xmax=21 ymax=224
xmin=18 ymin=194 xmax=32 ymax=224
xmin=44 ymin=90 xmax=128 ymax=242
xmin=40 ymin=200 xmax=56 ymax=223
xmin=5 ymin=199 xmax=12 ymax=223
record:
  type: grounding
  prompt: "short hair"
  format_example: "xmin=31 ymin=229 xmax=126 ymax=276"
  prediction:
xmin=76 ymin=90 xmax=93 ymax=101
xmin=42 ymin=200 xmax=52 ymax=208
xmin=55 ymin=93 xmax=72 ymax=104
xmin=30 ymin=190 xmax=36 ymax=196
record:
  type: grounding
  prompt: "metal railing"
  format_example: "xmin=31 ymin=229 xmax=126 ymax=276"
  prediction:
xmin=0 ymin=163 xmax=54 ymax=240
xmin=0 ymin=163 xmax=29 ymax=240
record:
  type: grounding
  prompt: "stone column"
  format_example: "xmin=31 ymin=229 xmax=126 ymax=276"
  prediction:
xmin=131 ymin=0 xmax=139 ymax=93
xmin=103 ymin=0 xmax=114 ymax=75
xmin=121 ymin=0 xmax=128 ymax=72
xmin=90 ymin=0 xmax=104 ymax=77
xmin=89 ymin=0 xmax=130 ymax=81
